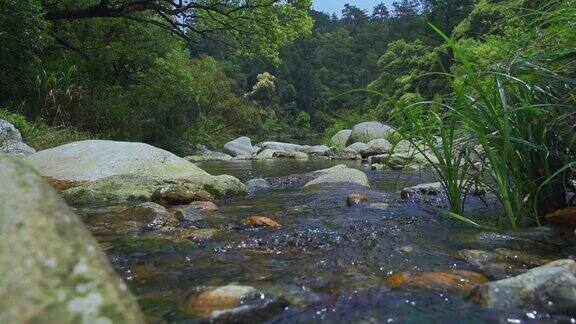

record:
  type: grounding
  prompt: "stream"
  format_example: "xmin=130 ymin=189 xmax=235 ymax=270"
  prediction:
xmin=75 ymin=159 xmax=576 ymax=323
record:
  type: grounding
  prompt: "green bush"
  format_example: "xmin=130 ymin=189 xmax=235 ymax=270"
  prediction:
xmin=0 ymin=109 xmax=91 ymax=150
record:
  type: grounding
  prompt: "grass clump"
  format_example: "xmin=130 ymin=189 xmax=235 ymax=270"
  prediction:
xmin=0 ymin=109 xmax=92 ymax=150
xmin=391 ymin=1 xmax=576 ymax=229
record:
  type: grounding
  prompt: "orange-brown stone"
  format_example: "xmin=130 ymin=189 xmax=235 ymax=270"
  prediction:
xmin=386 ymin=270 xmax=488 ymax=293
xmin=546 ymin=206 xmax=576 ymax=228
xmin=347 ymin=193 xmax=369 ymax=207
xmin=243 ymin=215 xmax=281 ymax=228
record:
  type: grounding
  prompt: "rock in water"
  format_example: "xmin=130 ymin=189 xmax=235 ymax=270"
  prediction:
xmin=183 ymin=284 xmax=286 ymax=322
xmin=185 ymin=145 xmax=232 ymax=162
xmin=0 ymin=155 xmax=143 ymax=323
xmin=0 ymin=119 xmax=36 ymax=157
xmin=347 ymin=122 xmax=395 ymax=145
xmin=346 ymin=142 xmax=370 ymax=155
xmin=470 ymin=259 xmax=576 ymax=315
xmin=244 ymin=215 xmax=281 ymax=228
xmin=223 ymin=137 xmax=257 ymax=157
xmin=304 ymin=165 xmax=369 ymax=187
xmin=246 ymin=178 xmax=271 ymax=193
xmin=22 ymin=140 xmax=245 ymax=204
xmin=347 ymin=193 xmax=369 ymax=207
xmin=331 ymin=129 xmax=352 ymax=147
xmin=260 ymin=141 xmax=303 ymax=153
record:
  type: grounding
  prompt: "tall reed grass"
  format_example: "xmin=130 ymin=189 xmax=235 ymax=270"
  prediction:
xmin=391 ymin=1 xmax=575 ymax=228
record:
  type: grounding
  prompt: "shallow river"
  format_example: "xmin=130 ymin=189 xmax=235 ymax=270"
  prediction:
xmin=77 ymin=159 xmax=576 ymax=323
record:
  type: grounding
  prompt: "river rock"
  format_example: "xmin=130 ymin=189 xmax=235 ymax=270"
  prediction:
xmin=289 ymin=151 xmax=309 ymax=160
xmin=244 ymin=216 xmax=281 ymax=228
xmin=470 ymin=259 xmax=576 ymax=315
xmin=299 ymin=145 xmax=332 ymax=157
xmin=22 ymin=140 xmax=246 ymax=204
xmin=347 ymin=193 xmax=369 ymax=207
xmin=0 ymin=155 xmax=143 ymax=323
xmin=387 ymin=270 xmax=488 ymax=293
xmin=458 ymin=248 xmax=550 ymax=279
xmin=183 ymin=284 xmax=286 ymax=322
xmin=185 ymin=145 xmax=232 ymax=162
xmin=190 ymin=201 xmax=219 ymax=212
xmin=255 ymin=149 xmax=279 ymax=160
xmin=304 ymin=165 xmax=369 ymax=187
xmin=401 ymin=181 xmax=484 ymax=199
xmin=260 ymin=141 xmax=303 ymax=153
xmin=224 ymin=137 xmax=257 ymax=157
xmin=347 ymin=122 xmax=395 ymax=145
xmin=363 ymin=138 xmax=393 ymax=157
xmin=332 ymin=147 xmax=361 ymax=160
xmin=0 ymin=119 xmax=36 ymax=157
xmin=246 ymin=178 xmax=271 ymax=193
xmin=151 ymin=186 xmax=213 ymax=206
xmin=546 ymin=206 xmax=576 ymax=228
xmin=331 ymin=129 xmax=352 ymax=147
xmin=346 ymin=142 xmax=369 ymax=155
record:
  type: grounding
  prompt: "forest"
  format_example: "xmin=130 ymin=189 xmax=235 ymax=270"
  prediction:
xmin=1 ymin=0 xmax=576 ymax=323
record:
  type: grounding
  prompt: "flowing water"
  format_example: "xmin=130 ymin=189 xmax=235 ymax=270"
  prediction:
xmin=76 ymin=160 xmax=576 ymax=323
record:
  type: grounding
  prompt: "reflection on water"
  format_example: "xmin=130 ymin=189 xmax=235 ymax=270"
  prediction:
xmin=78 ymin=159 xmax=575 ymax=323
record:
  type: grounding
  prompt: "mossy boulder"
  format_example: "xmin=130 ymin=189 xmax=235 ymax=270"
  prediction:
xmin=23 ymin=140 xmax=246 ymax=205
xmin=0 ymin=155 xmax=143 ymax=323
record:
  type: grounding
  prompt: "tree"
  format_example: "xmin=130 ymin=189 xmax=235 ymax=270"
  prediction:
xmin=372 ymin=3 xmax=390 ymax=21
xmin=41 ymin=0 xmax=313 ymax=59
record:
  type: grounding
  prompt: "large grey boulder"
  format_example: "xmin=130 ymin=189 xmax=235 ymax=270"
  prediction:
xmin=471 ymin=259 xmax=576 ymax=315
xmin=331 ymin=130 xmax=352 ymax=147
xmin=224 ymin=137 xmax=257 ymax=157
xmin=23 ymin=140 xmax=245 ymax=204
xmin=0 ymin=155 xmax=143 ymax=323
xmin=347 ymin=122 xmax=395 ymax=145
xmin=332 ymin=147 xmax=361 ymax=160
xmin=0 ymin=119 xmax=36 ymax=157
xmin=304 ymin=165 xmax=369 ymax=187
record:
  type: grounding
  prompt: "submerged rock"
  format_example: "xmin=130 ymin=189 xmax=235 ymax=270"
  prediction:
xmin=190 ymin=201 xmax=219 ymax=212
xmin=246 ymin=178 xmax=271 ymax=193
xmin=183 ymin=284 xmax=286 ymax=322
xmin=470 ymin=259 xmax=576 ymax=315
xmin=244 ymin=215 xmax=281 ymax=228
xmin=347 ymin=121 xmax=395 ymax=145
xmin=386 ymin=270 xmax=488 ymax=293
xmin=347 ymin=193 xmax=369 ymax=207
xmin=224 ymin=136 xmax=257 ymax=157
xmin=331 ymin=129 xmax=352 ymax=147
xmin=458 ymin=249 xmax=551 ymax=280
xmin=0 ymin=155 xmax=143 ymax=323
xmin=151 ymin=186 xmax=213 ymax=206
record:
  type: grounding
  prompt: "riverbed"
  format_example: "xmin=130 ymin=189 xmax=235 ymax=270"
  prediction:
xmin=76 ymin=159 xmax=576 ymax=323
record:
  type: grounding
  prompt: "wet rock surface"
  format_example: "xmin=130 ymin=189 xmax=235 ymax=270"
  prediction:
xmin=67 ymin=159 xmax=576 ymax=323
